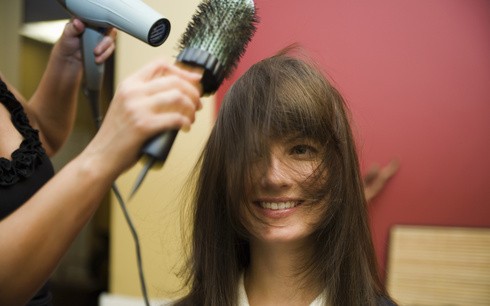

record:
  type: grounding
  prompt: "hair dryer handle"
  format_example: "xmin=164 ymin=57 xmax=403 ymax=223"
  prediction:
xmin=82 ymin=27 xmax=106 ymax=126
xmin=82 ymin=27 xmax=105 ymax=91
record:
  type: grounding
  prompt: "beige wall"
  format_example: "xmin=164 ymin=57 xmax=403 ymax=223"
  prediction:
xmin=0 ymin=0 xmax=22 ymax=85
xmin=109 ymin=0 xmax=215 ymax=299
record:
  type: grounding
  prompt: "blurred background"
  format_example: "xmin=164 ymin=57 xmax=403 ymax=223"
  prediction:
xmin=1 ymin=0 xmax=489 ymax=305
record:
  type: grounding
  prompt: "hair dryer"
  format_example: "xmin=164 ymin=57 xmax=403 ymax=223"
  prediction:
xmin=56 ymin=0 xmax=170 ymax=46
xmin=56 ymin=0 xmax=171 ymax=127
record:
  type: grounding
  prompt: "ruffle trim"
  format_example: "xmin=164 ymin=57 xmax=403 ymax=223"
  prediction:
xmin=0 ymin=79 xmax=46 ymax=186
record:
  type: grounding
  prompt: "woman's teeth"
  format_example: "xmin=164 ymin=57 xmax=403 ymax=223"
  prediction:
xmin=260 ymin=201 xmax=298 ymax=210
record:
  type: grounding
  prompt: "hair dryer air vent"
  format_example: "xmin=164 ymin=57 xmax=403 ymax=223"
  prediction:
xmin=149 ymin=18 xmax=170 ymax=46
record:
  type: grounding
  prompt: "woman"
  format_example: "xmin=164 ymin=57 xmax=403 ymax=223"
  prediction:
xmin=0 ymin=19 xmax=202 ymax=305
xmin=176 ymin=47 xmax=396 ymax=306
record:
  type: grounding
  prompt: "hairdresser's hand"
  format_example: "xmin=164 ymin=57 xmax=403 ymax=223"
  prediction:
xmin=364 ymin=159 xmax=400 ymax=202
xmin=24 ymin=18 xmax=116 ymax=155
xmin=54 ymin=18 xmax=116 ymax=64
xmin=83 ymin=59 xmax=202 ymax=177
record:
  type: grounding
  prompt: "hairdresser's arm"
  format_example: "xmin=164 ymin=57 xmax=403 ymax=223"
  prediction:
xmin=24 ymin=19 xmax=116 ymax=156
xmin=0 ymin=59 xmax=202 ymax=306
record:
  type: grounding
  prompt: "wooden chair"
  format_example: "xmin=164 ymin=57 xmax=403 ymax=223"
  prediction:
xmin=386 ymin=225 xmax=490 ymax=305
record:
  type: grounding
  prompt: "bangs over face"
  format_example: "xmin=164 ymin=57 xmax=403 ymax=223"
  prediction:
xmin=208 ymin=52 xmax=354 ymax=236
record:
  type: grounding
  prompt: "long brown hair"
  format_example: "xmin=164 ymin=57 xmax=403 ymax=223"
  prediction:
xmin=176 ymin=46 xmax=392 ymax=306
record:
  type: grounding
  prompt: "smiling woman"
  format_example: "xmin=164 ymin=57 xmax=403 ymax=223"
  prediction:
xmin=243 ymin=137 xmax=326 ymax=244
xmin=174 ymin=46 xmax=397 ymax=306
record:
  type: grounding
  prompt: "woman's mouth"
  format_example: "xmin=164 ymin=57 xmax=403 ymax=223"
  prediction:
xmin=258 ymin=201 xmax=300 ymax=210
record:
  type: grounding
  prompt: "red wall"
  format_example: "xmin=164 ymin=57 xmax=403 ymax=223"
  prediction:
xmin=217 ymin=0 xmax=490 ymax=279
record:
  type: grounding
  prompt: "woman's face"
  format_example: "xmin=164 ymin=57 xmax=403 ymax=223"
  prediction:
xmin=242 ymin=135 xmax=327 ymax=246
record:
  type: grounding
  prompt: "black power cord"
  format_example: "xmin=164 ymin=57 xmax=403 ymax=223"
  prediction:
xmin=85 ymin=87 xmax=151 ymax=306
xmin=111 ymin=183 xmax=150 ymax=306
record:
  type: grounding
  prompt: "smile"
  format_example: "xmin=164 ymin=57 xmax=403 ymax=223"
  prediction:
xmin=258 ymin=201 xmax=300 ymax=210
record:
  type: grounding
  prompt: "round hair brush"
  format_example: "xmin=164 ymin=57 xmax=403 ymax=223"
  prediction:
xmin=130 ymin=0 xmax=258 ymax=197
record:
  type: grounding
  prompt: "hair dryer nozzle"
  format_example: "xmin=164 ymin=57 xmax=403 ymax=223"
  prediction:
xmin=58 ymin=0 xmax=170 ymax=46
xmin=148 ymin=18 xmax=170 ymax=46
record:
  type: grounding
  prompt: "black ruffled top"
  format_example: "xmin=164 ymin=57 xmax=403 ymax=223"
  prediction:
xmin=0 ymin=80 xmax=48 ymax=186
xmin=0 ymin=77 xmax=54 ymax=214
xmin=0 ymin=78 xmax=54 ymax=305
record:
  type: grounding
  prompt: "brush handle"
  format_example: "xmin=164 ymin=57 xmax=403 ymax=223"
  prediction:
xmin=140 ymin=49 xmax=218 ymax=165
xmin=130 ymin=129 xmax=178 ymax=198
xmin=141 ymin=129 xmax=179 ymax=163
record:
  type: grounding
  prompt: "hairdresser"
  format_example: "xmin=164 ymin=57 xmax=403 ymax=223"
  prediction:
xmin=0 ymin=18 xmax=201 ymax=305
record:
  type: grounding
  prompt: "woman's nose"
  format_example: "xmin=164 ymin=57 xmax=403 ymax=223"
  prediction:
xmin=260 ymin=154 xmax=292 ymax=189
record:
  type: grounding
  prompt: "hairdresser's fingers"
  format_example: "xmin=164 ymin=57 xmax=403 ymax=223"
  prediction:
xmin=145 ymin=89 xmax=199 ymax=125
xmin=94 ymin=38 xmax=116 ymax=64
xmin=144 ymin=74 xmax=201 ymax=97
xmin=127 ymin=59 xmax=174 ymax=81
xmin=131 ymin=59 xmax=202 ymax=85
xmin=65 ymin=18 xmax=85 ymax=37
xmin=115 ymin=75 xmax=199 ymax=114
xmin=123 ymin=81 xmax=198 ymax=128
xmin=103 ymin=27 xmax=117 ymax=42
xmin=144 ymin=113 xmax=193 ymax=133
xmin=112 ymin=77 xmax=198 ymax=129
xmin=143 ymin=75 xmax=202 ymax=110
xmin=94 ymin=29 xmax=117 ymax=64
xmin=54 ymin=19 xmax=85 ymax=60
xmin=166 ymin=62 xmax=204 ymax=84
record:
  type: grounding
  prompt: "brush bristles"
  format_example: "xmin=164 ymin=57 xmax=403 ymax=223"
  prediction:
xmin=178 ymin=0 xmax=258 ymax=93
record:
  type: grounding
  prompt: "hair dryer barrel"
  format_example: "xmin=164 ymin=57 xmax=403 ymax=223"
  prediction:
xmin=57 ymin=0 xmax=170 ymax=46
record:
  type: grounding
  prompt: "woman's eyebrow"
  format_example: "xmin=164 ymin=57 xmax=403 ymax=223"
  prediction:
xmin=282 ymin=132 xmax=305 ymax=142
xmin=284 ymin=134 xmax=319 ymax=145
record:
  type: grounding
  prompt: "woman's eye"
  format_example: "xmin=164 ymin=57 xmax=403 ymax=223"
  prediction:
xmin=290 ymin=144 xmax=318 ymax=157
